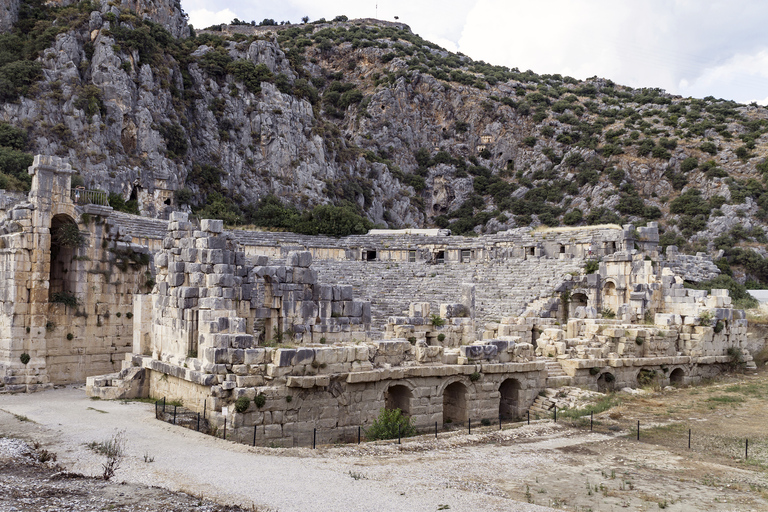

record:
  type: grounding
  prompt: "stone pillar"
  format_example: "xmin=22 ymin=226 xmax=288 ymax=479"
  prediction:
xmin=133 ymin=294 xmax=152 ymax=356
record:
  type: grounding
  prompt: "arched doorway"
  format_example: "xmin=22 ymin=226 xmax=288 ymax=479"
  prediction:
xmin=49 ymin=214 xmax=81 ymax=301
xmin=385 ymin=384 xmax=412 ymax=415
xmin=597 ymin=372 xmax=615 ymax=393
xmin=569 ymin=292 xmax=588 ymax=318
xmin=603 ymin=281 xmax=618 ymax=316
xmin=499 ymin=378 xmax=521 ymax=420
xmin=443 ymin=381 xmax=468 ymax=425
xmin=669 ymin=368 xmax=685 ymax=386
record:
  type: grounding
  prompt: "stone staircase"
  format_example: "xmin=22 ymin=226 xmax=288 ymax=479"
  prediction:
xmin=544 ymin=359 xmax=572 ymax=388
xmin=528 ymin=394 xmax=557 ymax=418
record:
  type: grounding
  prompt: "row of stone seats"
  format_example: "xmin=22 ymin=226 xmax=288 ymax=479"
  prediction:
xmin=311 ymin=257 xmax=583 ymax=327
xmin=108 ymin=211 xmax=169 ymax=240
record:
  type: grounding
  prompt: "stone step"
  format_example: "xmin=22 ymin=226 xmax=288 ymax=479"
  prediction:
xmin=545 ymin=375 xmax=572 ymax=388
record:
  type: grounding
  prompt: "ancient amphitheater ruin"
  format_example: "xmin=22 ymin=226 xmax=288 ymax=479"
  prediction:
xmin=0 ymin=155 xmax=756 ymax=445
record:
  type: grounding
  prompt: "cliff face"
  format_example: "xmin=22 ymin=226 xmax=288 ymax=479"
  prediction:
xmin=2 ymin=2 xmax=768 ymax=272
xmin=0 ymin=0 xmax=19 ymax=32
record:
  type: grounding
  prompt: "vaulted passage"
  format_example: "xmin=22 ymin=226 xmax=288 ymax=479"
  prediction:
xmin=384 ymin=384 xmax=412 ymax=415
xmin=499 ymin=378 xmax=522 ymax=420
xmin=597 ymin=372 xmax=615 ymax=393
xmin=670 ymin=368 xmax=685 ymax=386
xmin=443 ymin=381 xmax=468 ymax=425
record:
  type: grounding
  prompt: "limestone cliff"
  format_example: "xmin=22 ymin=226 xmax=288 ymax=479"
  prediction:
xmin=0 ymin=0 xmax=19 ymax=32
xmin=2 ymin=2 xmax=768 ymax=284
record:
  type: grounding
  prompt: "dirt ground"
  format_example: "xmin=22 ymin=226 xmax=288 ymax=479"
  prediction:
xmin=2 ymin=370 xmax=768 ymax=512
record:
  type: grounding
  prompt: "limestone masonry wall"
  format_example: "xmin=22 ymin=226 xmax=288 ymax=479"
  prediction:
xmin=0 ymin=155 xmax=756 ymax=449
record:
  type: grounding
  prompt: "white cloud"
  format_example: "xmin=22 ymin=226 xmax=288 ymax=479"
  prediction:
xmin=188 ymin=8 xmax=238 ymax=29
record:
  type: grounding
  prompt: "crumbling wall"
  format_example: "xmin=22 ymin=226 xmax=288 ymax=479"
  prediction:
xmin=0 ymin=156 xmax=151 ymax=391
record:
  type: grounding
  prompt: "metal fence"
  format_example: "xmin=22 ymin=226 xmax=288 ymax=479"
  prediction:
xmin=155 ymin=398 xmax=211 ymax=434
xmin=71 ymin=188 xmax=109 ymax=206
xmin=153 ymin=398 xmax=765 ymax=462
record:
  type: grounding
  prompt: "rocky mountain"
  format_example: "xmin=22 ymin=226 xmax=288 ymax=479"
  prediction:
xmin=2 ymin=0 xmax=768 ymax=285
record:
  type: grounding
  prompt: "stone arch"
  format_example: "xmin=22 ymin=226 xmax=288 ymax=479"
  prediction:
xmin=499 ymin=378 xmax=522 ymax=420
xmin=669 ymin=367 xmax=686 ymax=386
xmin=384 ymin=383 xmax=413 ymax=415
xmin=443 ymin=381 xmax=468 ymax=425
xmin=636 ymin=368 xmax=658 ymax=388
xmin=48 ymin=214 xmax=81 ymax=301
xmin=602 ymin=280 xmax=618 ymax=315
xmin=597 ymin=372 xmax=615 ymax=393
xmin=569 ymin=292 xmax=588 ymax=317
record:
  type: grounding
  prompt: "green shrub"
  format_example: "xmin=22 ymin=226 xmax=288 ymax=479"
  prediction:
xmin=669 ymin=189 xmax=710 ymax=216
xmin=234 ymin=396 xmax=250 ymax=413
xmin=254 ymin=393 xmax=266 ymax=408
xmin=601 ymin=307 xmax=616 ymax=319
xmin=563 ymin=209 xmax=583 ymax=225
xmin=430 ymin=314 xmax=445 ymax=327
xmin=365 ymin=408 xmax=416 ymax=440
xmin=700 ymin=141 xmax=718 ymax=155
xmin=437 ymin=333 xmax=446 ymax=342
xmin=20 ymin=352 xmax=30 ymax=364
xmin=159 ymin=123 xmax=188 ymax=158
xmin=108 ymin=193 xmax=140 ymax=215
xmin=680 ymin=157 xmax=698 ymax=172
xmin=469 ymin=371 xmax=481 ymax=382
xmin=584 ymin=260 xmax=599 ymax=274
xmin=50 ymin=291 xmax=79 ymax=308
xmin=53 ymin=223 xmax=85 ymax=248
xmin=0 ymin=123 xmax=27 ymax=150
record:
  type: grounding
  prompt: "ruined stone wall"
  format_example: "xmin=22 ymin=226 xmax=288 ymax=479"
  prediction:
xmin=0 ymin=156 xmax=152 ymax=391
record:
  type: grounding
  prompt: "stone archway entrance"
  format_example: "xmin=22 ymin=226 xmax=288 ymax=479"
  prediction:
xmin=603 ymin=281 xmax=618 ymax=315
xmin=443 ymin=381 xmax=468 ymax=425
xmin=670 ymin=368 xmax=685 ymax=386
xmin=49 ymin=214 xmax=81 ymax=301
xmin=385 ymin=384 xmax=412 ymax=415
xmin=499 ymin=378 xmax=522 ymax=420
xmin=597 ymin=372 xmax=615 ymax=393
xmin=569 ymin=292 xmax=588 ymax=317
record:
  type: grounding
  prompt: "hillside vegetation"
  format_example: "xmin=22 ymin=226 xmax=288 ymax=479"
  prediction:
xmin=2 ymin=2 xmax=768 ymax=285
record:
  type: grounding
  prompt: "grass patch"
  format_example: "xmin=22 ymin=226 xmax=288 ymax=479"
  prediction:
xmin=86 ymin=407 xmax=108 ymax=413
xmin=705 ymin=395 xmax=745 ymax=404
xmin=558 ymin=394 xmax=622 ymax=420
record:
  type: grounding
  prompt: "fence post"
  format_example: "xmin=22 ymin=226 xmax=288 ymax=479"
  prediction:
xmin=155 ymin=400 xmax=158 ymax=419
xmin=358 ymin=426 xmax=361 ymax=444
xmin=435 ymin=421 xmax=438 ymax=439
xmin=398 ymin=424 xmax=401 ymax=444
xmin=223 ymin=418 xmax=226 ymax=440
xmin=468 ymin=418 xmax=471 ymax=435
xmin=527 ymin=410 xmax=530 ymax=425
xmin=688 ymin=428 xmax=691 ymax=449
xmin=554 ymin=406 xmax=557 ymax=423
xmin=197 ymin=412 xmax=200 ymax=432
xmin=313 ymin=428 xmax=316 ymax=449
xmin=163 ymin=396 xmax=166 ymax=412
xmin=173 ymin=405 xmax=177 ymax=425
xmin=590 ymin=411 xmax=593 ymax=431
xmin=637 ymin=420 xmax=640 ymax=441
xmin=499 ymin=414 xmax=502 ymax=430
xmin=253 ymin=425 xmax=257 ymax=447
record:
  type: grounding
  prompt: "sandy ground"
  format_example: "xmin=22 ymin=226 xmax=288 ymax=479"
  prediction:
xmin=0 ymin=386 xmax=557 ymax=512
xmin=1 ymin=381 xmax=768 ymax=512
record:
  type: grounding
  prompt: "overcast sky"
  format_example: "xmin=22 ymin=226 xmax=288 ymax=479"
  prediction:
xmin=183 ymin=0 xmax=768 ymax=105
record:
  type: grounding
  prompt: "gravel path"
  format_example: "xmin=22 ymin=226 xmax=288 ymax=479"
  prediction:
xmin=0 ymin=386 xmax=564 ymax=512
